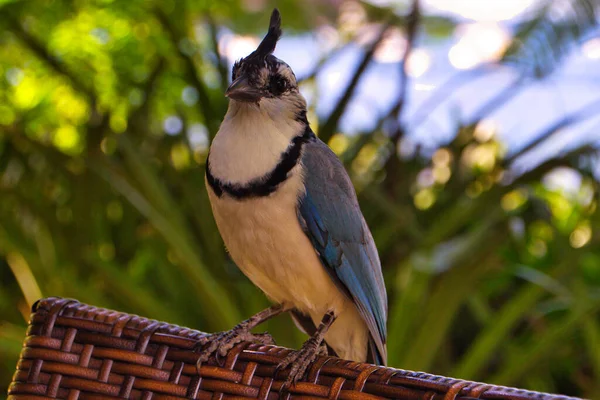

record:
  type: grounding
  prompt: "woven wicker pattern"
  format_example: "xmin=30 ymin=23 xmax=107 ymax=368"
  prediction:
xmin=7 ymin=297 xmax=580 ymax=400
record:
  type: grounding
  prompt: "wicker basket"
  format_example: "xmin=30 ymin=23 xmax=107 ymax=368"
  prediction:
xmin=7 ymin=297 xmax=580 ymax=399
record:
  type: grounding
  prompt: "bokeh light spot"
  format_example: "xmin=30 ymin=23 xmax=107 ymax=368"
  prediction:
xmin=339 ymin=1 xmax=367 ymax=33
xmin=219 ymin=35 xmax=260 ymax=62
xmin=474 ymin=119 xmax=497 ymax=142
xmin=417 ymin=168 xmax=435 ymax=188
xmin=582 ymin=37 xmax=600 ymax=59
xmin=352 ymin=143 xmax=379 ymax=175
xmin=329 ymin=133 xmax=350 ymax=155
xmin=187 ymin=123 xmax=209 ymax=152
xmin=171 ymin=142 xmax=191 ymax=170
xmin=462 ymin=143 xmax=497 ymax=172
xmin=6 ymin=68 xmax=23 ymax=86
xmin=164 ymin=116 xmax=183 ymax=135
xmin=570 ymin=222 xmax=592 ymax=248
xmin=110 ymin=115 xmax=128 ymax=133
xmin=501 ymin=189 xmax=527 ymax=211
xmin=406 ymin=49 xmax=431 ymax=77
xmin=414 ymin=188 xmax=435 ymax=210
xmin=14 ymin=75 xmax=42 ymax=110
xmin=433 ymin=148 xmax=452 ymax=166
xmin=528 ymin=239 xmax=547 ymax=258
xmin=53 ymin=125 xmax=82 ymax=154
xmin=374 ymin=27 xmax=406 ymax=63
xmin=433 ymin=165 xmax=451 ymax=184
xmin=448 ymin=23 xmax=510 ymax=70
xmin=182 ymin=86 xmax=199 ymax=106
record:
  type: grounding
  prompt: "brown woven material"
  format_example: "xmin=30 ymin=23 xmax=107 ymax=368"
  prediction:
xmin=8 ymin=298 xmax=580 ymax=400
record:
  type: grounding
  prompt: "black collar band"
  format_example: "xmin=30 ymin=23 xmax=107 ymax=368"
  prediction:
xmin=206 ymin=125 xmax=315 ymax=199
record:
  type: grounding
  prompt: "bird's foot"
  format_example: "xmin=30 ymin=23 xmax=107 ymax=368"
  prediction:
xmin=195 ymin=326 xmax=275 ymax=371
xmin=276 ymin=337 xmax=328 ymax=395
xmin=316 ymin=342 xmax=329 ymax=356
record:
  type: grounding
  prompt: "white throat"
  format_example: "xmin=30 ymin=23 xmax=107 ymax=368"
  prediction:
xmin=208 ymin=98 xmax=305 ymax=185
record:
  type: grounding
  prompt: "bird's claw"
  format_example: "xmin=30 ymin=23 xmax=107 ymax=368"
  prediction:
xmin=276 ymin=338 xmax=326 ymax=396
xmin=316 ymin=342 xmax=329 ymax=356
xmin=195 ymin=327 xmax=275 ymax=372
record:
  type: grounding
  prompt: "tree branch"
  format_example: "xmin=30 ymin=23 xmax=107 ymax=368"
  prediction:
xmin=465 ymin=76 xmax=525 ymax=125
xmin=506 ymin=97 xmax=600 ymax=164
xmin=154 ymin=8 xmax=219 ymax=139
xmin=510 ymin=146 xmax=597 ymax=186
xmin=130 ymin=57 xmax=166 ymax=126
xmin=297 ymin=42 xmax=354 ymax=84
xmin=407 ymin=64 xmax=495 ymax=128
xmin=318 ymin=23 xmax=392 ymax=143
xmin=206 ymin=14 xmax=229 ymax=94
xmin=389 ymin=0 xmax=421 ymax=145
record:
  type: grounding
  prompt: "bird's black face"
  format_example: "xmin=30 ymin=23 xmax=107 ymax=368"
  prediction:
xmin=227 ymin=55 xmax=298 ymax=103
xmin=224 ymin=8 xmax=298 ymax=103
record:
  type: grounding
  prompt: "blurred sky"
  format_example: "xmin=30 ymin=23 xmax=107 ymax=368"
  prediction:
xmin=216 ymin=0 xmax=600 ymax=173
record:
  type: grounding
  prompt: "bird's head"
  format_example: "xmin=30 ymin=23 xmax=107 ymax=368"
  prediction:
xmin=225 ymin=9 xmax=306 ymax=122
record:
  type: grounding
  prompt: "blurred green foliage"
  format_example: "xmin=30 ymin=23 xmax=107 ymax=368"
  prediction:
xmin=1 ymin=0 xmax=599 ymax=398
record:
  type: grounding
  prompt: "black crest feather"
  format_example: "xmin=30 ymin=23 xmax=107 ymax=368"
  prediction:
xmin=252 ymin=8 xmax=282 ymax=59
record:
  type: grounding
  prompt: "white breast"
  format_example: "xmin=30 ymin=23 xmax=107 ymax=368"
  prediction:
xmin=206 ymin=170 xmax=368 ymax=362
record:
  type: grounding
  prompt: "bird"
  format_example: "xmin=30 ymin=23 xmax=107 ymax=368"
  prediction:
xmin=199 ymin=8 xmax=387 ymax=388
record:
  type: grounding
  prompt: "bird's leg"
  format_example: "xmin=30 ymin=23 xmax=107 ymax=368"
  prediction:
xmin=196 ymin=304 xmax=286 ymax=369
xmin=277 ymin=310 xmax=336 ymax=394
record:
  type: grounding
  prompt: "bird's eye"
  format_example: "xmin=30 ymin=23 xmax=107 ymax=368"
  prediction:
xmin=270 ymin=75 xmax=288 ymax=95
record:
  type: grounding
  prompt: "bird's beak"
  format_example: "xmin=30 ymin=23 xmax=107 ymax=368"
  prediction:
xmin=225 ymin=76 xmax=263 ymax=102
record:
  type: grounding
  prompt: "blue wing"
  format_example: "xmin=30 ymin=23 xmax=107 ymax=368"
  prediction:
xmin=297 ymin=138 xmax=387 ymax=365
